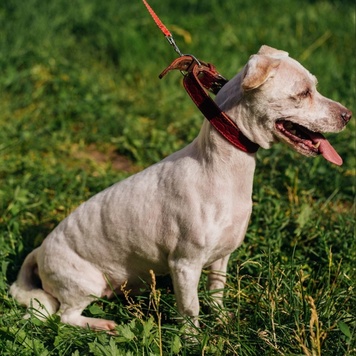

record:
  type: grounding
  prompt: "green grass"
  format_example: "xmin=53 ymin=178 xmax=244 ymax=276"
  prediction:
xmin=0 ymin=0 xmax=355 ymax=354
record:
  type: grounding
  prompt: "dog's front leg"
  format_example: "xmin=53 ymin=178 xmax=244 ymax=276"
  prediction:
xmin=169 ymin=259 xmax=201 ymax=329
xmin=206 ymin=255 xmax=230 ymax=309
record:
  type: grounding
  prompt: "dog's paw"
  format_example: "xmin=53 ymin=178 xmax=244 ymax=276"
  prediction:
xmin=92 ymin=319 xmax=118 ymax=334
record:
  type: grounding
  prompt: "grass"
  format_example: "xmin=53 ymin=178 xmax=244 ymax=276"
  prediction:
xmin=0 ymin=0 xmax=355 ymax=354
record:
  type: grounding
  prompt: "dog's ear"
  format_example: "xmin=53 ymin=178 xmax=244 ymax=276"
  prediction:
xmin=257 ymin=45 xmax=289 ymax=58
xmin=242 ymin=54 xmax=281 ymax=91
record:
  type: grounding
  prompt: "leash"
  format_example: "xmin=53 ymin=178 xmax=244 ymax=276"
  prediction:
xmin=142 ymin=0 xmax=259 ymax=154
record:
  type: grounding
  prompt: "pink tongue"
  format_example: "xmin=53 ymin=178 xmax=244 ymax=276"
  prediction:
xmin=310 ymin=133 xmax=343 ymax=166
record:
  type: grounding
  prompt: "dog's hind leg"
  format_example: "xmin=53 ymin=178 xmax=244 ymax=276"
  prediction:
xmin=39 ymin=247 xmax=117 ymax=331
xmin=59 ymin=303 xmax=117 ymax=331
xmin=53 ymin=275 xmax=117 ymax=331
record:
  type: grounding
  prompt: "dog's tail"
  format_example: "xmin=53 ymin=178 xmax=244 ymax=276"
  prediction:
xmin=9 ymin=247 xmax=59 ymax=320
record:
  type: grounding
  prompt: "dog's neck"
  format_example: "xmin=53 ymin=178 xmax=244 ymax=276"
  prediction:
xmin=215 ymin=70 xmax=276 ymax=149
xmin=187 ymin=70 xmax=257 ymax=197
xmin=191 ymin=119 xmax=256 ymax=202
xmin=194 ymin=119 xmax=256 ymax=178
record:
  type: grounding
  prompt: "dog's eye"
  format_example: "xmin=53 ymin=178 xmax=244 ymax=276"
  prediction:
xmin=300 ymin=89 xmax=311 ymax=98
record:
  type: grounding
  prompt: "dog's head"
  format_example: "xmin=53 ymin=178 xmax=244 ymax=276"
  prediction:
xmin=217 ymin=45 xmax=352 ymax=165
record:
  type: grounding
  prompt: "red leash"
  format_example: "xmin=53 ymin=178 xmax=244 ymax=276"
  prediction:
xmin=142 ymin=0 xmax=259 ymax=154
xmin=142 ymin=0 xmax=183 ymax=56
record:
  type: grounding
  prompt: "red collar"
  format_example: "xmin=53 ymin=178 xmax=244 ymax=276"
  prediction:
xmin=159 ymin=55 xmax=259 ymax=154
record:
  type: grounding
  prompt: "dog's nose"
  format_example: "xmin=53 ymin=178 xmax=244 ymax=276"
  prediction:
xmin=341 ymin=110 xmax=352 ymax=123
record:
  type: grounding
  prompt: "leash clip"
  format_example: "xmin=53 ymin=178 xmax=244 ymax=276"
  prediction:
xmin=183 ymin=54 xmax=201 ymax=67
xmin=165 ymin=35 xmax=183 ymax=57
xmin=165 ymin=35 xmax=201 ymax=70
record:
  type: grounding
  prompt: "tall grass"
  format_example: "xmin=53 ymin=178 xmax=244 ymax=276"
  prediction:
xmin=0 ymin=0 xmax=355 ymax=354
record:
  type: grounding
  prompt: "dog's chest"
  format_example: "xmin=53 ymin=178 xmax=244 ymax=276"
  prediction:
xmin=210 ymin=226 xmax=246 ymax=263
xmin=197 ymin=202 xmax=252 ymax=266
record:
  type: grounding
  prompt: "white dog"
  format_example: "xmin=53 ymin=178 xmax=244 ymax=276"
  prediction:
xmin=10 ymin=45 xmax=351 ymax=331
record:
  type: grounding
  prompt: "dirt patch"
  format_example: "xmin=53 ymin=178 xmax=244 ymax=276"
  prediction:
xmin=72 ymin=143 xmax=140 ymax=173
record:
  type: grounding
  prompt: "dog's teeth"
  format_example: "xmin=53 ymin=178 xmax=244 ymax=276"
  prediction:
xmin=314 ymin=142 xmax=321 ymax=149
xmin=285 ymin=122 xmax=293 ymax=129
xmin=290 ymin=129 xmax=297 ymax=135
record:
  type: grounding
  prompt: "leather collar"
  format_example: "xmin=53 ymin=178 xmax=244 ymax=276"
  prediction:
xmin=159 ymin=55 xmax=259 ymax=154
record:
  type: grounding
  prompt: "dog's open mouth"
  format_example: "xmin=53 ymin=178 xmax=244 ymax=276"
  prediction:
xmin=275 ymin=120 xmax=343 ymax=166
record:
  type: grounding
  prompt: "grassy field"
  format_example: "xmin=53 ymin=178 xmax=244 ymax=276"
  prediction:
xmin=0 ymin=0 xmax=355 ymax=354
